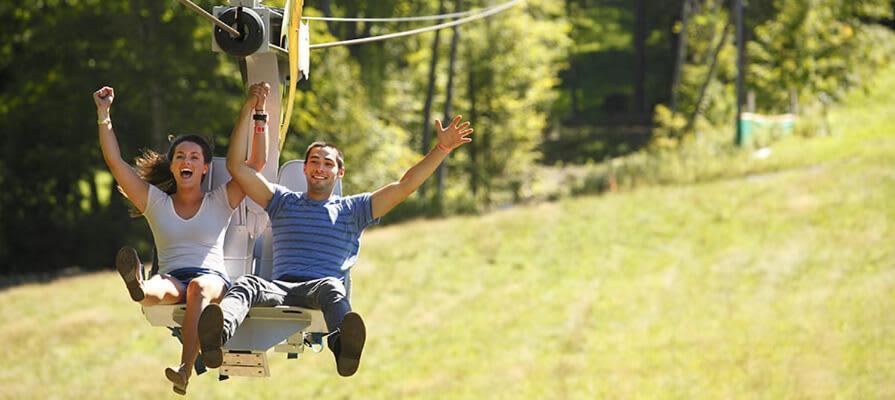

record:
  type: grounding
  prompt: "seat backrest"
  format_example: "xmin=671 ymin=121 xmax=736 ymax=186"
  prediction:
xmin=204 ymin=157 xmax=254 ymax=280
xmin=276 ymin=160 xmax=343 ymax=194
xmin=204 ymin=157 xmax=227 ymax=190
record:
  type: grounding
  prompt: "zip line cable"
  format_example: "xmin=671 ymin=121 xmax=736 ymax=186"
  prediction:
xmin=170 ymin=0 xmax=523 ymax=152
xmin=175 ymin=0 xmax=522 ymax=49
xmin=308 ymin=0 xmax=524 ymax=49
xmin=174 ymin=0 xmax=240 ymax=37
xmin=301 ymin=8 xmax=480 ymax=22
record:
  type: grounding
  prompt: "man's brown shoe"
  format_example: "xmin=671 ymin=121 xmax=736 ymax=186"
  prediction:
xmin=335 ymin=312 xmax=366 ymax=377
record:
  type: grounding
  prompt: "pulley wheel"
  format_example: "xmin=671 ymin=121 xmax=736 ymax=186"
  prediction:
xmin=214 ymin=7 xmax=265 ymax=57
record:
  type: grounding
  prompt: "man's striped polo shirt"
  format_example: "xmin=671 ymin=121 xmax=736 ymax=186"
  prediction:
xmin=265 ymin=184 xmax=380 ymax=282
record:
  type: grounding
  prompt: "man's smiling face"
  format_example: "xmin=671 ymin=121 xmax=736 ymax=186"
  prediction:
xmin=303 ymin=146 xmax=344 ymax=198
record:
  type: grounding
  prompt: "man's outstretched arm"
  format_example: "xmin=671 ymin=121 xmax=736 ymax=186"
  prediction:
xmin=227 ymin=82 xmax=276 ymax=209
xmin=371 ymin=115 xmax=474 ymax=219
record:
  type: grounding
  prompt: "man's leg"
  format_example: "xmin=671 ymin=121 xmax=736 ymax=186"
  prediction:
xmin=281 ymin=277 xmax=366 ymax=377
xmin=197 ymin=275 xmax=286 ymax=368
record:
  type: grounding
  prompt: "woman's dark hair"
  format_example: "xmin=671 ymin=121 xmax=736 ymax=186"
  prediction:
xmin=166 ymin=134 xmax=214 ymax=168
xmin=121 ymin=134 xmax=214 ymax=216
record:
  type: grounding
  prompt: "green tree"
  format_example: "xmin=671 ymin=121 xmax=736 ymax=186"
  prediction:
xmin=0 ymin=0 xmax=240 ymax=274
xmin=281 ymin=15 xmax=417 ymax=194
xmin=653 ymin=0 xmax=892 ymax=145
xmin=749 ymin=0 xmax=891 ymax=112
xmin=456 ymin=0 xmax=571 ymax=206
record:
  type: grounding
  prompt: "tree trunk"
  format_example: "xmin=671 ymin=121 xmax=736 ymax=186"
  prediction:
xmin=320 ymin=0 xmax=337 ymax=37
xmin=149 ymin=82 xmax=166 ymax=150
xmin=467 ymin=52 xmax=479 ymax=197
xmin=346 ymin=2 xmax=359 ymax=39
xmin=89 ymin=172 xmax=101 ymax=214
xmin=634 ymin=0 xmax=648 ymax=113
xmin=566 ymin=0 xmax=581 ymax=118
xmin=436 ymin=16 xmax=460 ymax=211
xmin=482 ymin=91 xmax=492 ymax=208
xmin=481 ymin=12 xmax=495 ymax=207
xmin=670 ymin=0 xmax=692 ymax=115
xmin=136 ymin=0 xmax=167 ymax=150
xmin=419 ymin=0 xmax=446 ymax=197
xmin=687 ymin=20 xmax=732 ymax=131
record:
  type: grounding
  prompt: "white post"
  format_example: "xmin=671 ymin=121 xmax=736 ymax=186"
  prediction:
xmin=243 ymin=52 xmax=282 ymax=237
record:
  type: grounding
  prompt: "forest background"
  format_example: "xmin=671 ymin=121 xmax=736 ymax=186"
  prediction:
xmin=2 ymin=0 xmax=893 ymax=276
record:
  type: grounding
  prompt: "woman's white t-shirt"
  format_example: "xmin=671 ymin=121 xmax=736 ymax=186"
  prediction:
xmin=143 ymin=184 xmax=235 ymax=277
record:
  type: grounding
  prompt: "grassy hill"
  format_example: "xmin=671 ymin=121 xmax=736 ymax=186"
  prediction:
xmin=2 ymin=72 xmax=894 ymax=398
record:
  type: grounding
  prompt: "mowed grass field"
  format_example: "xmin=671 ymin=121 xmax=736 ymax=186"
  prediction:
xmin=2 ymin=73 xmax=895 ymax=398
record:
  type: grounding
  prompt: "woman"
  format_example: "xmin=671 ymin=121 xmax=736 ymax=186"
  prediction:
xmin=94 ymin=82 xmax=271 ymax=395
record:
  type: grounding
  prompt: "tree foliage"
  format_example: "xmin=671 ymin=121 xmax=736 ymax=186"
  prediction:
xmin=0 ymin=0 xmax=241 ymax=274
xmin=0 ymin=0 xmax=571 ymax=273
xmin=1 ymin=0 xmax=893 ymax=274
xmin=652 ymin=0 xmax=893 ymax=146
xmin=748 ymin=0 xmax=892 ymax=111
xmin=455 ymin=0 xmax=570 ymax=205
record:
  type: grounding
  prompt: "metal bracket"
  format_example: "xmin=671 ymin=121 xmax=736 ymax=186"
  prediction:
xmin=221 ymin=351 xmax=269 ymax=377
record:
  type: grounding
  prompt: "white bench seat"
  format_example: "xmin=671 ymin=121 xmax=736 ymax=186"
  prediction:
xmin=142 ymin=304 xmax=327 ymax=335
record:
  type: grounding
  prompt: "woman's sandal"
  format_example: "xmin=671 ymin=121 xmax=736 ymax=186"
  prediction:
xmin=115 ymin=247 xmax=145 ymax=302
xmin=165 ymin=367 xmax=189 ymax=396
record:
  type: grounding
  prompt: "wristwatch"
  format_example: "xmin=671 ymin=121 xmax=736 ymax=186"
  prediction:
xmin=252 ymin=112 xmax=268 ymax=122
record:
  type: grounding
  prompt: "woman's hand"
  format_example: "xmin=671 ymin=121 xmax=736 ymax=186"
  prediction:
xmin=93 ymin=86 xmax=114 ymax=112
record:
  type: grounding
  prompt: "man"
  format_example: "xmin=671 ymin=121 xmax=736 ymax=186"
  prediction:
xmin=198 ymin=82 xmax=474 ymax=377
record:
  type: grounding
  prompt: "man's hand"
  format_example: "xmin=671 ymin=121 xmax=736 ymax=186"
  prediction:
xmin=246 ymin=82 xmax=270 ymax=112
xmin=371 ymin=115 xmax=475 ymax=218
xmin=435 ymin=115 xmax=474 ymax=151
xmin=93 ymin=86 xmax=114 ymax=111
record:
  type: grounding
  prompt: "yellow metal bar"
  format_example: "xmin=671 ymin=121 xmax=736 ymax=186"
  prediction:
xmin=279 ymin=0 xmax=304 ymax=151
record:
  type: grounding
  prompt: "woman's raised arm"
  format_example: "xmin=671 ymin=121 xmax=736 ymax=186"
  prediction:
xmin=94 ymin=86 xmax=149 ymax=213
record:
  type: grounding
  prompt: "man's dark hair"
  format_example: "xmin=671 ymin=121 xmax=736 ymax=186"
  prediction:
xmin=304 ymin=141 xmax=344 ymax=169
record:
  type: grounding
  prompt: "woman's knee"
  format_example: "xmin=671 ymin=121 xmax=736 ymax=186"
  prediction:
xmin=142 ymin=276 xmax=184 ymax=303
xmin=187 ymin=276 xmax=224 ymax=299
